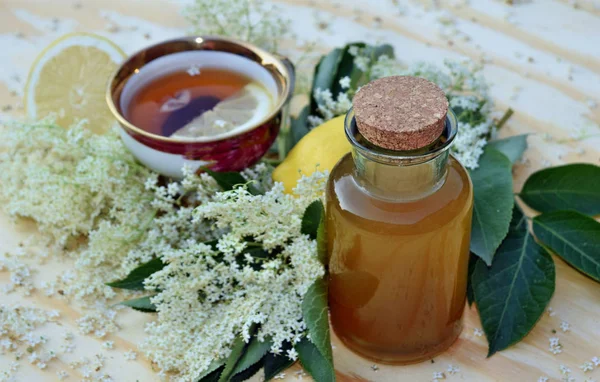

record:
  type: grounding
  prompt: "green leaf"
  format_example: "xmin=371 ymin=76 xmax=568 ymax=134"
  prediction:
xmin=230 ymin=337 xmax=273 ymax=377
xmin=218 ymin=335 xmax=248 ymax=382
xmin=238 ymin=246 xmax=272 ymax=271
xmin=302 ymin=278 xmax=333 ymax=364
xmin=301 ymin=200 xmax=325 ymax=240
xmin=367 ymin=43 xmax=395 ymax=60
xmin=472 ymin=206 xmax=555 ymax=357
xmin=466 ymin=253 xmax=477 ymax=307
xmin=310 ymin=48 xmax=344 ymax=112
xmin=120 ymin=295 xmax=157 ymax=313
xmin=230 ymin=357 xmax=264 ymax=382
xmin=469 ymin=147 xmax=514 ymax=265
xmin=196 ymin=359 xmax=226 ymax=382
xmin=487 ymin=134 xmax=528 ymax=164
xmin=106 ymin=258 xmax=165 ymax=291
xmin=316 ymin=213 xmax=327 ymax=265
xmin=264 ymin=342 xmax=295 ymax=381
xmin=197 ymin=366 xmax=224 ymax=382
xmin=330 ymin=42 xmax=367 ymax=96
xmin=533 ymin=210 xmax=600 ymax=282
xmin=295 ymin=337 xmax=335 ymax=382
xmin=205 ymin=169 xmax=261 ymax=196
xmin=520 ymin=164 xmax=600 ymax=215
xmin=289 ymin=106 xmax=310 ymax=150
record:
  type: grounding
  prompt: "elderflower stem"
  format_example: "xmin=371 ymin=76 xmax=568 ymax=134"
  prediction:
xmin=261 ymin=157 xmax=283 ymax=166
xmin=496 ymin=108 xmax=514 ymax=130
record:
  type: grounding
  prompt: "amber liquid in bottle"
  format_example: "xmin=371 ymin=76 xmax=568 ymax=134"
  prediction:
xmin=327 ymin=110 xmax=473 ymax=364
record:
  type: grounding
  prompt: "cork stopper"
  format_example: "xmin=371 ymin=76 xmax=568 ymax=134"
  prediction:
xmin=353 ymin=76 xmax=448 ymax=151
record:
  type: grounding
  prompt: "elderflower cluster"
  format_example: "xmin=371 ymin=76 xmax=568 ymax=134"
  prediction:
xmin=184 ymin=0 xmax=289 ymax=53
xmin=141 ymin=172 xmax=327 ymax=381
xmin=0 ymin=119 xmax=154 ymax=247
xmin=0 ymin=120 xmax=225 ymax=305
xmin=309 ymin=48 xmax=495 ymax=169
xmin=398 ymin=60 xmax=493 ymax=169
xmin=0 ymin=305 xmax=61 ymax=378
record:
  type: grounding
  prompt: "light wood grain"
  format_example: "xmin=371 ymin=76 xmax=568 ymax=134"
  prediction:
xmin=0 ymin=0 xmax=599 ymax=381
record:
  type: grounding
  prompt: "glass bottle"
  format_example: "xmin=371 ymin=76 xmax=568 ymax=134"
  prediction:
xmin=326 ymin=105 xmax=473 ymax=364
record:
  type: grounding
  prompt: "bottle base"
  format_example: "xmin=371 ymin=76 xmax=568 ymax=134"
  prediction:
xmin=333 ymin=323 xmax=463 ymax=365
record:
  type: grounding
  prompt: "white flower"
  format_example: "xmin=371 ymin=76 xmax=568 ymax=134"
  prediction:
xmin=592 ymin=357 xmax=600 ymax=366
xmin=559 ymin=365 xmax=571 ymax=375
xmin=123 ymin=350 xmax=137 ymax=361
xmin=354 ymin=56 xmax=371 ymax=72
xmin=560 ymin=321 xmax=570 ymax=332
xmin=473 ymin=328 xmax=483 ymax=337
xmin=310 ymin=88 xmax=354 ymax=126
xmin=184 ymin=0 xmax=289 ymax=53
xmin=102 ymin=341 xmax=114 ymax=350
xmin=549 ymin=337 xmax=563 ymax=355
xmin=538 ymin=377 xmax=549 ymax=382
xmin=307 ymin=115 xmax=324 ymax=128
xmin=339 ymin=76 xmax=351 ymax=89
xmin=140 ymin=172 xmax=327 ymax=380
xmin=287 ymin=348 xmax=298 ymax=361
xmin=348 ymin=45 xmax=359 ymax=56
xmin=580 ymin=362 xmax=594 ymax=372
xmin=447 ymin=365 xmax=460 ymax=375
xmin=374 ymin=59 xmax=493 ymax=169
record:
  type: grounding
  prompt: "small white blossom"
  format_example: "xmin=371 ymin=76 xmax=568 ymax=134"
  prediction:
xmin=123 ymin=350 xmax=137 ymax=361
xmin=354 ymin=56 xmax=371 ymax=71
xmin=287 ymin=348 xmax=298 ymax=361
xmin=592 ymin=357 xmax=600 ymax=366
xmin=294 ymin=370 xmax=307 ymax=379
xmin=580 ymin=362 xmax=594 ymax=372
xmin=433 ymin=371 xmax=445 ymax=379
xmin=560 ymin=365 xmax=571 ymax=375
xmin=473 ymin=328 xmax=484 ymax=337
xmin=348 ymin=45 xmax=359 ymax=56
xmin=550 ymin=347 xmax=562 ymax=355
xmin=102 ymin=341 xmax=114 ymax=350
xmin=538 ymin=377 xmax=549 ymax=382
xmin=560 ymin=321 xmax=571 ymax=332
xmin=447 ymin=364 xmax=460 ymax=375
xmin=339 ymin=76 xmax=351 ymax=89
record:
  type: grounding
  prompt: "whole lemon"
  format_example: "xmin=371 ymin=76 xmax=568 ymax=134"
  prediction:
xmin=273 ymin=115 xmax=351 ymax=193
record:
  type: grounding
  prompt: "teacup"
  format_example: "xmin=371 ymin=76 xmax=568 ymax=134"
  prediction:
xmin=106 ymin=36 xmax=294 ymax=178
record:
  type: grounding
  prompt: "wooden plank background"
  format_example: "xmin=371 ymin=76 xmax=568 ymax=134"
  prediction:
xmin=0 ymin=0 xmax=599 ymax=381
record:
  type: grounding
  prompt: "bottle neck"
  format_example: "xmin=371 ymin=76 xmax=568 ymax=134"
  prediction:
xmin=344 ymin=107 xmax=458 ymax=202
xmin=353 ymin=149 xmax=449 ymax=201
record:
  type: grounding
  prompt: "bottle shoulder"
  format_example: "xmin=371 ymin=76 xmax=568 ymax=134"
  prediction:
xmin=327 ymin=154 xmax=473 ymax=228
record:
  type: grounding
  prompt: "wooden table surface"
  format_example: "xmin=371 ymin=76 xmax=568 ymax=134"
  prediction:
xmin=1 ymin=0 xmax=599 ymax=381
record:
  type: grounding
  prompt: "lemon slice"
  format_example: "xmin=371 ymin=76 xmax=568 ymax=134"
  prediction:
xmin=171 ymin=83 xmax=273 ymax=139
xmin=24 ymin=33 xmax=125 ymax=134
